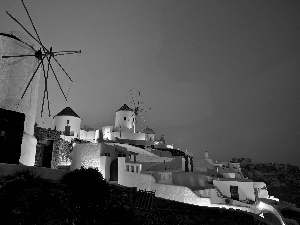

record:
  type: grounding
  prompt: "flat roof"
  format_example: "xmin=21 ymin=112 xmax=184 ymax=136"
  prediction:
xmin=214 ymin=178 xmax=253 ymax=182
xmin=105 ymin=143 xmax=158 ymax=156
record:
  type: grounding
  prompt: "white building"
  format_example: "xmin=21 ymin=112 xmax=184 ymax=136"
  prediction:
xmin=114 ymin=104 xmax=135 ymax=133
xmin=53 ymin=107 xmax=81 ymax=142
xmin=102 ymin=104 xmax=156 ymax=144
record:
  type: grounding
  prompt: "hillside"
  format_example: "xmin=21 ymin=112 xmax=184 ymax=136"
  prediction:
xmin=0 ymin=168 xmax=272 ymax=225
xmin=241 ymin=162 xmax=300 ymax=224
xmin=241 ymin=163 xmax=300 ymax=207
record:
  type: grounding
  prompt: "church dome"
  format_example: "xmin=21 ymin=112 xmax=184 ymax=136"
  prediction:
xmin=116 ymin=104 xmax=133 ymax=112
xmin=53 ymin=107 xmax=81 ymax=119
xmin=142 ymin=127 xmax=155 ymax=134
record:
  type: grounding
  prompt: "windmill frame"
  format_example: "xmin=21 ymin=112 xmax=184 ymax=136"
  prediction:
xmin=2 ymin=0 xmax=81 ymax=118
xmin=126 ymin=88 xmax=151 ymax=133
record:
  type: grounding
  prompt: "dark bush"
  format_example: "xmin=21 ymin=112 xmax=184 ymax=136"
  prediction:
xmin=60 ymin=167 xmax=109 ymax=204
xmin=0 ymin=170 xmax=75 ymax=225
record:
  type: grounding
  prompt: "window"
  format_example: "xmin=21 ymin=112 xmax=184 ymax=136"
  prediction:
xmin=169 ymin=174 xmax=171 ymax=179
xmin=133 ymin=118 xmax=134 ymax=122
xmin=123 ymin=154 xmax=126 ymax=157
xmin=131 ymin=165 xmax=134 ymax=172
xmin=136 ymin=166 xmax=139 ymax=173
xmin=124 ymin=117 xmax=126 ymax=121
xmin=159 ymin=174 xmax=162 ymax=180
xmin=126 ymin=165 xmax=129 ymax=171
xmin=118 ymin=154 xmax=121 ymax=157
xmin=0 ymin=131 xmax=5 ymax=136
xmin=67 ymin=120 xmax=69 ymax=124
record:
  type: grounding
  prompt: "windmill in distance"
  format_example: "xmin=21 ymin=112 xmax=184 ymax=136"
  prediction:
xmin=2 ymin=0 xmax=81 ymax=118
xmin=126 ymin=88 xmax=151 ymax=133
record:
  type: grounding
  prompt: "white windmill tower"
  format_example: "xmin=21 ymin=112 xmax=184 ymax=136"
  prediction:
xmin=126 ymin=89 xmax=151 ymax=133
xmin=0 ymin=0 xmax=81 ymax=166
xmin=114 ymin=104 xmax=135 ymax=134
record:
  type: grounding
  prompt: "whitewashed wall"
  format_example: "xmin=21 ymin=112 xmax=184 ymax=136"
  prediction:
xmin=111 ymin=132 xmax=145 ymax=140
xmin=213 ymin=180 xmax=255 ymax=201
xmin=157 ymin=171 xmax=173 ymax=184
xmin=19 ymin=132 xmax=37 ymax=166
xmin=99 ymin=156 xmax=111 ymax=180
xmin=129 ymin=154 xmax=173 ymax=163
xmin=70 ymin=143 xmax=101 ymax=171
xmin=86 ymin=130 xmax=96 ymax=141
xmin=54 ymin=115 xmax=81 ymax=138
xmin=80 ymin=129 xmax=87 ymax=139
xmin=210 ymin=188 xmax=226 ymax=204
xmin=117 ymin=157 xmax=255 ymax=213
xmin=102 ymin=126 xmax=114 ymax=140
xmin=118 ymin=157 xmax=152 ymax=188
xmin=221 ymin=172 xmax=236 ymax=178
xmin=114 ymin=110 xmax=135 ymax=131
xmin=194 ymin=189 xmax=210 ymax=198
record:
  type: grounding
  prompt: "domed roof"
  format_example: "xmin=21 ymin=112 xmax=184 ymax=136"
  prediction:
xmin=116 ymin=104 xmax=133 ymax=112
xmin=53 ymin=107 xmax=81 ymax=119
xmin=142 ymin=127 xmax=155 ymax=134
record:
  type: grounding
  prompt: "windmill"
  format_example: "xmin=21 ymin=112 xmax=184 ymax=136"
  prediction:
xmin=126 ymin=88 xmax=151 ymax=133
xmin=0 ymin=0 xmax=81 ymax=166
xmin=1 ymin=0 xmax=81 ymax=118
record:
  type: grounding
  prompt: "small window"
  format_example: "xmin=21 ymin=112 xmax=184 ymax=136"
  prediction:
xmin=133 ymin=118 xmax=134 ymax=122
xmin=126 ymin=165 xmax=129 ymax=171
xmin=159 ymin=174 xmax=162 ymax=180
xmin=136 ymin=166 xmax=139 ymax=173
xmin=123 ymin=154 xmax=126 ymax=157
xmin=169 ymin=174 xmax=171 ymax=179
xmin=131 ymin=165 xmax=134 ymax=172
xmin=108 ymin=153 xmax=110 ymax=157
xmin=67 ymin=120 xmax=69 ymax=124
xmin=118 ymin=154 xmax=121 ymax=157
xmin=124 ymin=117 xmax=126 ymax=121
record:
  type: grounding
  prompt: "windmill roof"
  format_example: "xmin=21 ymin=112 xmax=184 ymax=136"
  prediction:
xmin=116 ymin=104 xmax=133 ymax=112
xmin=142 ymin=127 xmax=155 ymax=134
xmin=53 ymin=107 xmax=81 ymax=119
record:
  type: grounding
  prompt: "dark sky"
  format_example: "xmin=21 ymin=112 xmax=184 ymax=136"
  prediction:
xmin=1 ymin=0 xmax=300 ymax=166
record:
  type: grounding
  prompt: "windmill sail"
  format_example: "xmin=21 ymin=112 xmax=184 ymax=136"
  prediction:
xmin=126 ymin=88 xmax=151 ymax=133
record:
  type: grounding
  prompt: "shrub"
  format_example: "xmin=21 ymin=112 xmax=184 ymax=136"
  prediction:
xmin=0 ymin=170 xmax=75 ymax=225
xmin=60 ymin=167 xmax=109 ymax=204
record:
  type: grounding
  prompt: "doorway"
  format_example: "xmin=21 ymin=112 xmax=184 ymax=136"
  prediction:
xmin=230 ymin=185 xmax=239 ymax=200
xmin=65 ymin=125 xmax=70 ymax=136
xmin=41 ymin=139 xmax=54 ymax=168
xmin=110 ymin=159 xmax=118 ymax=181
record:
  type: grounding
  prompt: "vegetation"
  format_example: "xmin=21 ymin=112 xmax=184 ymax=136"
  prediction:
xmin=34 ymin=126 xmax=89 ymax=168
